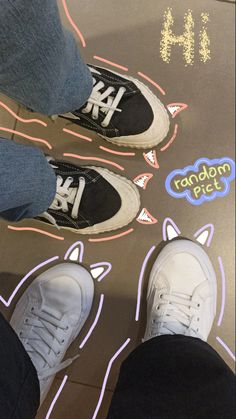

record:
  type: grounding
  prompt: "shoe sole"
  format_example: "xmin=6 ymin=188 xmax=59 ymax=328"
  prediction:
xmin=37 ymin=166 xmax=141 ymax=235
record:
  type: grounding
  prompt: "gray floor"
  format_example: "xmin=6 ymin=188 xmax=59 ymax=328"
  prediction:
xmin=0 ymin=1 xmax=235 ymax=418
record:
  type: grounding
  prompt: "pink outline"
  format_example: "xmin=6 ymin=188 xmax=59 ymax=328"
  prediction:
xmin=63 ymin=153 xmax=125 ymax=171
xmin=79 ymin=294 xmax=104 ymax=349
xmin=99 ymin=146 xmax=135 ymax=156
xmin=64 ymin=241 xmax=84 ymax=262
xmin=160 ymin=124 xmax=178 ymax=152
xmin=167 ymin=103 xmax=188 ymax=118
xmin=88 ymin=228 xmax=134 ymax=243
xmin=136 ymin=208 xmax=158 ymax=225
xmin=0 ymin=127 xmax=52 ymax=150
xmin=90 ymin=262 xmax=112 ymax=282
xmin=63 ymin=128 xmax=93 ymax=142
xmin=0 ymin=100 xmax=47 ymax=127
xmin=46 ymin=375 xmax=68 ymax=419
xmin=0 ymin=256 xmax=59 ymax=307
xmin=92 ymin=338 xmax=131 ymax=419
xmin=216 ymin=337 xmax=235 ymax=362
xmin=143 ymin=150 xmax=159 ymax=169
xmin=137 ymin=72 xmax=166 ymax=95
xmin=8 ymin=226 xmax=64 ymax=241
xmin=133 ymin=173 xmax=154 ymax=190
xmin=61 ymin=0 xmax=86 ymax=47
xmin=194 ymin=224 xmax=215 ymax=247
xmin=135 ymin=246 xmax=156 ymax=321
xmin=217 ymin=257 xmax=226 ymax=327
xmin=162 ymin=218 xmax=181 ymax=241
xmin=93 ymin=56 xmax=128 ymax=72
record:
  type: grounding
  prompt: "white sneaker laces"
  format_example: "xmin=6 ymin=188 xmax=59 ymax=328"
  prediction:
xmin=41 ymin=173 xmax=86 ymax=228
xmin=20 ymin=307 xmax=79 ymax=380
xmin=151 ymin=292 xmax=200 ymax=336
xmin=82 ymin=68 xmax=126 ymax=128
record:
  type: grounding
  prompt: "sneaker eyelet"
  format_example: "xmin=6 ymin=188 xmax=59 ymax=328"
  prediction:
xmin=197 ymin=304 xmax=200 ymax=307
xmin=68 ymin=177 xmax=74 ymax=182
xmin=65 ymin=326 xmax=69 ymax=331
xmin=61 ymin=339 xmax=65 ymax=344
xmin=57 ymin=351 xmax=61 ymax=356
xmin=19 ymin=332 xmax=23 ymax=337
xmin=31 ymin=307 xmax=34 ymax=312
xmin=24 ymin=318 xmax=29 ymax=324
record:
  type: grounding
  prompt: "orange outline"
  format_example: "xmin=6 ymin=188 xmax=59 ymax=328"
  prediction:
xmin=143 ymin=150 xmax=159 ymax=169
xmin=93 ymin=56 xmax=128 ymax=71
xmin=63 ymin=153 xmax=125 ymax=171
xmin=61 ymin=0 xmax=86 ymax=47
xmin=99 ymin=146 xmax=135 ymax=156
xmin=136 ymin=208 xmax=158 ymax=225
xmin=88 ymin=228 xmax=133 ymax=242
xmin=167 ymin=103 xmax=188 ymax=118
xmin=0 ymin=101 xmax=47 ymax=127
xmin=137 ymin=72 xmax=166 ymax=96
xmin=0 ymin=127 xmax=52 ymax=150
xmin=133 ymin=173 xmax=154 ymax=190
xmin=160 ymin=124 xmax=178 ymax=152
xmin=8 ymin=226 xmax=64 ymax=241
xmin=63 ymin=128 xmax=93 ymax=142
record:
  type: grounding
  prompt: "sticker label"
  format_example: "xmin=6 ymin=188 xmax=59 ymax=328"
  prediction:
xmin=165 ymin=157 xmax=235 ymax=205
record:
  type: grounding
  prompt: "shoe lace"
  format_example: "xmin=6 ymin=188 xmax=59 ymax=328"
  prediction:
xmin=82 ymin=67 xmax=126 ymax=128
xmin=40 ymin=175 xmax=86 ymax=228
xmin=151 ymin=293 xmax=200 ymax=336
xmin=20 ymin=307 xmax=79 ymax=380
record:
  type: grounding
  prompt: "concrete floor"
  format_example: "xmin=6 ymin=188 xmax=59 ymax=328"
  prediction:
xmin=0 ymin=0 xmax=235 ymax=418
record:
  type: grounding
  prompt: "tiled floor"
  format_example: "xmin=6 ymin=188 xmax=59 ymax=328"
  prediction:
xmin=0 ymin=1 xmax=235 ymax=418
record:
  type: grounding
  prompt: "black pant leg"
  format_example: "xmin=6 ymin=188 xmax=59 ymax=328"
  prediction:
xmin=0 ymin=313 xmax=40 ymax=419
xmin=107 ymin=335 xmax=235 ymax=419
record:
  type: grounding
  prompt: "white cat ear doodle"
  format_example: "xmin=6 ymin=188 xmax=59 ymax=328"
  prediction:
xmin=194 ymin=224 xmax=215 ymax=247
xmin=163 ymin=218 xmax=181 ymax=241
xmin=64 ymin=241 xmax=84 ymax=262
xmin=90 ymin=262 xmax=112 ymax=282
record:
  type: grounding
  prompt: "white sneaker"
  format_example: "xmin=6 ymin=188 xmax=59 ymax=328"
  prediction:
xmin=10 ymin=263 xmax=94 ymax=404
xmin=143 ymin=240 xmax=217 ymax=343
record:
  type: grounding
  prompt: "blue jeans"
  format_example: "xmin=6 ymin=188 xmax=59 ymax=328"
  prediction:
xmin=0 ymin=0 xmax=93 ymax=115
xmin=0 ymin=0 xmax=93 ymax=221
xmin=0 ymin=138 xmax=56 ymax=221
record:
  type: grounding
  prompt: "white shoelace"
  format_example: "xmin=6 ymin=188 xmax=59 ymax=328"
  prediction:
xmin=151 ymin=293 xmax=200 ymax=336
xmin=20 ymin=307 xmax=79 ymax=380
xmin=82 ymin=68 xmax=126 ymax=128
xmin=41 ymin=175 xmax=86 ymax=228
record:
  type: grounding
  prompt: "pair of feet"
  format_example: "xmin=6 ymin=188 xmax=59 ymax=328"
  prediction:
xmin=10 ymin=239 xmax=217 ymax=405
xmin=36 ymin=65 xmax=170 ymax=234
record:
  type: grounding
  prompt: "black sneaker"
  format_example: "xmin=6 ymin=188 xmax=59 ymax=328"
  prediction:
xmin=36 ymin=158 xmax=140 ymax=234
xmin=58 ymin=65 xmax=170 ymax=149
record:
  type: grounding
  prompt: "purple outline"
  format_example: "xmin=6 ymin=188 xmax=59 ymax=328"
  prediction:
xmin=162 ymin=217 xmax=181 ymax=241
xmin=79 ymin=294 xmax=104 ymax=349
xmin=165 ymin=157 xmax=235 ymax=206
xmin=194 ymin=224 xmax=215 ymax=247
xmin=217 ymin=257 xmax=226 ymax=327
xmin=90 ymin=262 xmax=112 ymax=282
xmin=46 ymin=375 xmax=68 ymax=419
xmin=216 ymin=337 xmax=235 ymax=362
xmin=135 ymin=246 xmax=156 ymax=322
xmin=64 ymin=241 xmax=84 ymax=262
xmin=92 ymin=338 xmax=131 ymax=419
xmin=0 ymin=256 xmax=59 ymax=307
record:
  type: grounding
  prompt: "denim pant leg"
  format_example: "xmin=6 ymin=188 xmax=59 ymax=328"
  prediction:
xmin=0 ymin=0 xmax=93 ymax=115
xmin=107 ymin=335 xmax=236 ymax=419
xmin=0 ymin=138 xmax=56 ymax=221
xmin=0 ymin=313 xmax=40 ymax=419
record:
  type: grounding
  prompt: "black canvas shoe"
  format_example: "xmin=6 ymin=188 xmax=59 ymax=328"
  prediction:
xmin=36 ymin=158 xmax=140 ymax=234
xmin=58 ymin=65 xmax=170 ymax=149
